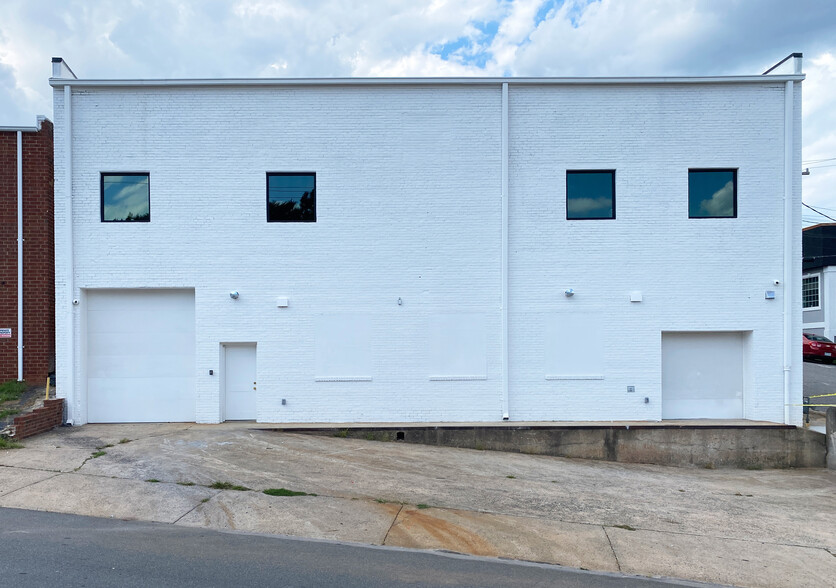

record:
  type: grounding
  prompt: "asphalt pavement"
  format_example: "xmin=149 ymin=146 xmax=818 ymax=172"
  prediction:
xmin=0 ymin=508 xmax=710 ymax=588
xmin=803 ymin=360 xmax=836 ymax=411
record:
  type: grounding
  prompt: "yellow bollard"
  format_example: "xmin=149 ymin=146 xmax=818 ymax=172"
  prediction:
xmin=45 ymin=375 xmax=50 ymax=400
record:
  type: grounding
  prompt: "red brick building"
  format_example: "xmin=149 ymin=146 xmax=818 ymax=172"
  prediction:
xmin=0 ymin=118 xmax=54 ymax=384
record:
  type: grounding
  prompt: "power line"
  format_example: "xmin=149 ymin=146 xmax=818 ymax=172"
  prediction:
xmin=803 ymin=157 xmax=836 ymax=164
xmin=803 ymin=202 xmax=836 ymax=222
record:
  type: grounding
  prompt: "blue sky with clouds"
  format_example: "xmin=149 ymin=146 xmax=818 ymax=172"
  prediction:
xmin=1 ymin=0 xmax=835 ymax=217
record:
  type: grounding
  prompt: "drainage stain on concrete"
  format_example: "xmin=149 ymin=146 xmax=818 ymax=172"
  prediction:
xmin=388 ymin=507 xmax=498 ymax=557
xmin=384 ymin=506 xmax=619 ymax=571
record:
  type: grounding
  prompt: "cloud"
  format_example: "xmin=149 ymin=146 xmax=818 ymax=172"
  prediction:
xmin=699 ymin=181 xmax=735 ymax=218
xmin=0 ymin=0 xmax=834 ymax=216
xmin=802 ymin=52 xmax=836 ymax=214
xmin=569 ymin=196 xmax=613 ymax=216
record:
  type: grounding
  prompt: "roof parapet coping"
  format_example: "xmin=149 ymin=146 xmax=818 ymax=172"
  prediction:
xmin=48 ymin=54 xmax=805 ymax=88
xmin=763 ymin=52 xmax=803 ymax=75
xmin=49 ymin=74 xmax=806 ymax=89
xmin=0 ymin=116 xmax=50 ymax=133
xmin=51 ymin=57 xmax=77 ymax=80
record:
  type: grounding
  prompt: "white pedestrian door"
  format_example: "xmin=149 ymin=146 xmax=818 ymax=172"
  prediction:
xmin=224 ymin=344 xmax=256 ymax=420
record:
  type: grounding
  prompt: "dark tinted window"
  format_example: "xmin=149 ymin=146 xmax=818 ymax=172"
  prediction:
xmin=566 ymin=171 xmax=615 ymax=220
xmin=805 ymin=333 xmax=832 ymax=343
xmin=101 ymin=173 xmax=150 ymax=222
xmin=688 ymin=169 xmax=736 ymax=218
xmin=267 ymin=173 xmax=316 ymax=222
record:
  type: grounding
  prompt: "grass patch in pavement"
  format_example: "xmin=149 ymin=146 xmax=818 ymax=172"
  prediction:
xmin=118 ymin=438 xmax=131 ymax=444
xmin=0 ymin=380 xmax=26 ymax=402
xmin=210 ymin=481 xmax=250 ymax=491
xmin=612 ymin=524 xmax=636 ymax=531
xmin=263 ymin=488 xmax=316 ymax=497
xmin=0 ymin=408 xmax=20 ymax=419
xmin=416 ymin=504 xmax=430 ymax=509
xmin=0 ymin=437 xmax=23 ymax=449
xmin=146 ymin=478 xmax=161 ymax=483
xmin=90 ymin=451 xmax=107 ymax=458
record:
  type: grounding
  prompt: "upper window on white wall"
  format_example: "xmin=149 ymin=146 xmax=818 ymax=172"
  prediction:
xmin=688 ymin=169 xmax=737 ymax=218
xmin=101 ymin=173 xmax=150 ymax=222
xmin=802 ymin=275 xmax=820 ymax=309
xmin=267 ymin=173 xmax=316 ymax=222
xmin=566 ymin=170 xmax=615 ymax=220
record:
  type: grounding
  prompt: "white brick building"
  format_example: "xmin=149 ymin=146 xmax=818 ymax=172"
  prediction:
xmin=50 ymin=57 xmax=805 ymax=426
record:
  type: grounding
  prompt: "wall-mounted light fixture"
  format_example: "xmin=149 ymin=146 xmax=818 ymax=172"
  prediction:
xmin=564 ymin=289 xmax=574 ymax=297
xmin=229 ymin=291 xmax=240 ymax=300
xmin=397 ymin=297 xmax=403 ymax=306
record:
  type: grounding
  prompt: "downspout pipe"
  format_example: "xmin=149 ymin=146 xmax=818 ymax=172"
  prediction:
xmin=782 ymin=79 xmax=794 ymax=425
xmin=64 ymin=83 xmax=75 ymax=423
xmin=501 ymin=82 xmax=510 ymax=420
xmin=16 ymin=130 xmax=23 ymax=382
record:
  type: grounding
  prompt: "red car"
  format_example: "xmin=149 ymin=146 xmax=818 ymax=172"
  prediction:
xmin=803 ymin=333 xmax=836 ymax=362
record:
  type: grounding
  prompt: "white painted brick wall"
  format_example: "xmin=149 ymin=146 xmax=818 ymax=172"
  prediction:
xmin=53 ymin=80 xmax=803 ymax=425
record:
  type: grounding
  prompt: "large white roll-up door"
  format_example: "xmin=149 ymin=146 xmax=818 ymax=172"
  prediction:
xmin=661 ymin=332 xmax=746 ymax=419
xmin=87 ymin=289 xmax=196 ymax=423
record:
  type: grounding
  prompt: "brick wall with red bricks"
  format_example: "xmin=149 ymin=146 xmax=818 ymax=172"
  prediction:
xmin=12 ymin=398 xmax=63 ymax=439
xmin=0 ymin=120 xmax=55 ymax=384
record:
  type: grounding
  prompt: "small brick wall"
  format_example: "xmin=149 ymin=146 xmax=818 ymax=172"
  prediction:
xmin=12 ymin=398 xmax=63 ymax=439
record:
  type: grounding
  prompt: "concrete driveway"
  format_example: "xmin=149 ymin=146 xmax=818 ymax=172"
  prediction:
xmin=1 ymin=423 xmax=834 ymax=587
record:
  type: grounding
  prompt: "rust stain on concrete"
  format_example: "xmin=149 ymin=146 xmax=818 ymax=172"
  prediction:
xmin=218 ymin=502 xmax=236 ymax=529
xmin=385 ymin=507 xmax=499 ymax=556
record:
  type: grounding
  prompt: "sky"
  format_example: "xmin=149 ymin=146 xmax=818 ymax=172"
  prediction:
xmin=1 ymin=0 xmax=835 ymax=221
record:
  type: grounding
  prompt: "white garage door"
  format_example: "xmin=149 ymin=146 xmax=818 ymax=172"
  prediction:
xmin=661 ymin=332 xmax=746 ymax=419
xmin=87 ymin=289 xmax=196 ymax=423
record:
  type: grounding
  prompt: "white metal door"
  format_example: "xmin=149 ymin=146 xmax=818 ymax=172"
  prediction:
xmin=661 ymin=332 xmax=745 ymax=419
xmin=87 ymin=289 xmax=196 ymax=423
xmin=224 ymin=344 xmax=256 ymax=420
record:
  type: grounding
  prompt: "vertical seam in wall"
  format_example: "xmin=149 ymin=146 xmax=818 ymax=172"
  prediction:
xmin=501 ymin=82 xmax=510 ymax=420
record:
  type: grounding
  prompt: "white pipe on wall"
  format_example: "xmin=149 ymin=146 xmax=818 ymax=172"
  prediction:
xmin=782 ymin=80 xmax=794 ymax=425
xmin=501 ymin=82 xmax=510 ymax=420
xmin=16 ymin=130 xmax=23 ymax=382
xmin=64 ymin=84 xmax=75 ymax=423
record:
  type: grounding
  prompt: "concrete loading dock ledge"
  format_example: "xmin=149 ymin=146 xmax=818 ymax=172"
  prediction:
xmin=280 ymin=420 xmax=827 ymax=469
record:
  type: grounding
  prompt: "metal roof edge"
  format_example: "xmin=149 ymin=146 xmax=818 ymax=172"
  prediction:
xmin=0 ymin=116 xmax=50 ymax=132
xmin=49 ymin=74 xmax=806 ymax=88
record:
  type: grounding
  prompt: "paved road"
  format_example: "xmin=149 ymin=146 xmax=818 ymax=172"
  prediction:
xmin=803 ymin=360 xmax=836 ymax=410
xmin=0 ymin=508 xmax=708 ymax=588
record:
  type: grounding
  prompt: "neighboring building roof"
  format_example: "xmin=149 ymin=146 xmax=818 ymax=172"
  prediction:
xmin=803 ymin=223 xmax=836 ymax=271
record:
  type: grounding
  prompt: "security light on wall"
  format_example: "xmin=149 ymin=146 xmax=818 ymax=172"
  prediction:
xmin=564 ymin=289 xmax=575 ymax=297
xmin=229 ymin=291 xmax=240 ymax=300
